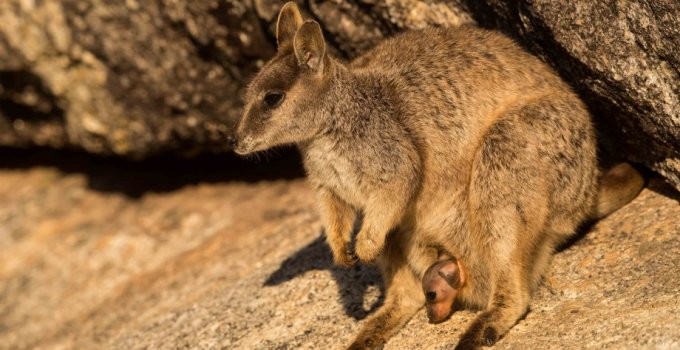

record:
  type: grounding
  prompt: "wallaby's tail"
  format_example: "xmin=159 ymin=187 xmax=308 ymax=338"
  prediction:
xmin=595 ymin=163 xmax=645 ymax=219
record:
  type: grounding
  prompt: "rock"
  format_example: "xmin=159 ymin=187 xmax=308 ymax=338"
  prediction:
xmin=0 ymin=150 xmax=678 ymax=349
xmin=1 ymin=0 xmax=678 ymax=188
xmin=0 ymin=0 xmax=273 ymax=157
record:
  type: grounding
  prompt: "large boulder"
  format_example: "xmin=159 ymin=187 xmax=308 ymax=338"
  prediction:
xmin=1 ymin=0 xmax=678 ymax=190
xmin=0 ymin=0 xmax=273 ymax=157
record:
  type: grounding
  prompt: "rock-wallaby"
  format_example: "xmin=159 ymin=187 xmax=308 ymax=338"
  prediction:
xmin=231 ymin=2 xmax=644 ymax=349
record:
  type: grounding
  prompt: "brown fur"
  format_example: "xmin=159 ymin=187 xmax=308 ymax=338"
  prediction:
xmin=232 ymin=3 xmax=644 ymax=349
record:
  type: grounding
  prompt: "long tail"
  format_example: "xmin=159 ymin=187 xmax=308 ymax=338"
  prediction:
xmin=594 ymin=163 xmax=645 ymax=219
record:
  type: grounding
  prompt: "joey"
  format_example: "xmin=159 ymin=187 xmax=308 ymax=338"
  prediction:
xmin=422 ymin=253 xmax=467 ymax=324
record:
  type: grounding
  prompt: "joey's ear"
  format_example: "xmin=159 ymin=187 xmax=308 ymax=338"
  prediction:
xmin=276 ymin=2 xmax=303 ymax=48
xmin=294 ymin=20 xmax=326 ymax=71
xmin=437 ymin=258 xmax=466 ymax=288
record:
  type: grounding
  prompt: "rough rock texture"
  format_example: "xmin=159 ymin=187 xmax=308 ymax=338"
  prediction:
xmin=0 ymin=0 xmax=272 ymax=157
xmin=1 ymin=150 xmax=679 ymax=349
xmin=0 ymin=0 xmax=677 ymax=188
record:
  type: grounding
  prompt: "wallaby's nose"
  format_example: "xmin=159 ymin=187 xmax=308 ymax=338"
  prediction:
xmin=226 ymin=135 xmax=238 ymax=149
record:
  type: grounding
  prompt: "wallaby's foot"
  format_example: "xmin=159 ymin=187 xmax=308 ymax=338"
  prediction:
xmin=456 ymin=298 xmax=529 ymax=350
xmin=347 ymin=332 xmax=386 ymax=350
xmin=456 ymin=311 xmax=499 ymax=350
xmin=354 ymin=231 xmax=382 ymax=263
xmin=455 ymin=311 xmax=500 ymax=349
xmin=332 ymin=245 xmax=358 ymax=268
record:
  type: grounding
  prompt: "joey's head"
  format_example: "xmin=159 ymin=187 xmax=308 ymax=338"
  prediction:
xmin=232 ymin=2 xmax=333 ymax=155
xmin=422 ymin=256 xmax=467 ymax=323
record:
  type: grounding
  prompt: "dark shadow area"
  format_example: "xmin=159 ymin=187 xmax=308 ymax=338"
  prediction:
xmin=0 ymin=146 xmax=305 ymax=198
xmin=264 ymin=234 xmax=384 ymax=320
xmin=0 ymin=70 xmax=65 ymax=123
xmin=555 ymin=220 xmax=596 ymax=253
xmin=646 ymin=177 xmax=680 ymax=203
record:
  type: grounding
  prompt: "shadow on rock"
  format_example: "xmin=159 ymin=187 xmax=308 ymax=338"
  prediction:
xmin=0 ymin=147 xmax=305 ymax=198
xmin=556 ymin=220 xmax=596 ymax=253
xmin=646 ymin=177 xmax=680 ymax=203
xmin=264 ymin=234 xmax=384 ymax=320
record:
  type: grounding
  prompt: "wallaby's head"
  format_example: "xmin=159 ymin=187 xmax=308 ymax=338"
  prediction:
xmin=232 ymin=2 xmax=332 ymax=155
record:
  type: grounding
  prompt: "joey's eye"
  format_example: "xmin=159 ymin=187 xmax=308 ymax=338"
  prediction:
xmin=426 ymin=291 xmax=437 ymax=302
xmin=263 ymin=91 xmax=285 ymax=108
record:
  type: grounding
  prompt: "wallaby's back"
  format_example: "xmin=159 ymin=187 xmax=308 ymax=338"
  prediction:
xmin=350 ymin=26 xmax=582 ymax=181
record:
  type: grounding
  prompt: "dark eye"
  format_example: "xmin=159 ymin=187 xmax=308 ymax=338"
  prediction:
xmin=263 ymin=91 xmax=285 ymax=108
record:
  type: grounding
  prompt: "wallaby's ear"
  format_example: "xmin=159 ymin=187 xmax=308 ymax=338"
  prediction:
xmin=276 ymin=2 xmax=303 ymax=48
xmin=294 ymin=20 xmax=326 ymax=71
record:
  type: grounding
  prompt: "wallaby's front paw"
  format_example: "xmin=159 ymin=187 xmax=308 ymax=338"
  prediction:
xmin=354 ymin=231 xmax=382 ymax=263
xmin=455 ymin=312 xmax=499 ymax=350
xmin=333 ymin=246 xmax=358 ymax=268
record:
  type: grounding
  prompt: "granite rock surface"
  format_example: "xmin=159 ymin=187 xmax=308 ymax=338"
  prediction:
xmin=0 ymin=150 xmax=678 ymax=349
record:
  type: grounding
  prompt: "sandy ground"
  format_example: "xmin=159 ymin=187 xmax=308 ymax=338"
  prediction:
xmin=0 ymin=149 xmax=678 ymax=349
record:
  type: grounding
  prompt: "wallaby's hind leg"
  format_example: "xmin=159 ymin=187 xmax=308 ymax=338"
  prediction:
xmin=456 ymin=102 xmax=580 ymax=348
xmin=455 ymin=215 xmax=541 ymax=349
xmin=348 ymin=236 xmax=425 ymax=350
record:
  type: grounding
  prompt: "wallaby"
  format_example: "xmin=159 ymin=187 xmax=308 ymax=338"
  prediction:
xmin=231 ymin=2 xmax=644 ymax=349
xmin=422 ymin=252 xmax=467 ymax=324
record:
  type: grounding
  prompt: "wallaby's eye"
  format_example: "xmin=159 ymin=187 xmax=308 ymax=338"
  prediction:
xmin=263 ymin=91 xmax=285 ymax=108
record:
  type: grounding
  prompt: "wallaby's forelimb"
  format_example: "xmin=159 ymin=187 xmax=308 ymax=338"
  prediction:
xmin=318 ymin=187 xmax=358 ymax=267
